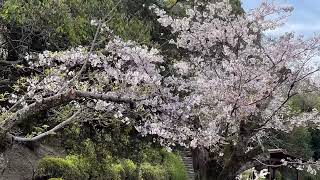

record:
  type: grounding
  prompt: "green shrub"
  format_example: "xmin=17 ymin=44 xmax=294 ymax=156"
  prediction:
xmin=36 ymin=148 xmax=187 ymax=180
xmin=121 ymin=159 xmax=138 ymax=180
xmin=141 ymin=163 xmax=169 ymax=180
xmin=103 ymin=162 xmax=125 ymax=180
xmin=141 ymin=145 xmax=163 ymax=164
xmin=36 ymin=155 xmax=90 ymax=180
xmin=162 ymin=151 xmax=188 ymax=180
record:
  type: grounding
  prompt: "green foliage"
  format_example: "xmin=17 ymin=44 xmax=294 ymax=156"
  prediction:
xmin=121 ymin=159 xmax=138 ymax=180
xmin=0 ymin=111 xmax=13 ymax=122
xmin=288 ymin=127 xmax=313 ymax=158
xmin=36 ymin=156 xmax=90 ymax=180
xmin=275 ymin=170 xmax=283 ymax=180
xmin=37 ymin=155 xmax=128 ymax=180
xmin=18 ymin=104 xmax=77 ymax=140
xmin=303 ymin=174 xmax=319 ymax=180
xmin=289 ymin=95 xmax=320 ymax=114
xmin=1 ymin=0 xmax=152 ymax=52
xmin=287 ymin=94 xmax=320 ymax=160
xmin=140 ymin=145 xmax=163 ymax=164
xmin=271 ymin=127 xmax=313 ymax=159
xmin=35 ymin=106 xmax=188 ymax=179
xmin=164 ymin=0 xmax=177 ymax=8
xmin=103 ymin=162 xmax=126 ymax=180
xmin=309 ymin=128 xmax=320 ymax=160
xmin=141 ymin=162 xmax=169 ymax=180
xmin=109 ymin=16 xmax=152 ymax=44
xmin=36 ymin=149 xmax=188 ymax=180
xmin=274 ymin=167 xmax=320 ymax=180
xmin=240 ymin=169 xmax=265 ymax=180
xmin=162 ymin=150 xmax=188 ymax=180
xmin=229 ymin=0 xmax=244 ymax=15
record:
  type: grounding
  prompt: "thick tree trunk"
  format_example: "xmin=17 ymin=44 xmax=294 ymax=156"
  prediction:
xmin=216 ymin=156 xmax=242 ymax=180
xmin=192 ymin=147 xmax=226 ymax=180
xmin=192 ymin=147 xmax=209 ymax=180
xmin=191 ymin=141 xmax=261 ymax=180
xmin=192 ymin=149 xmax=242 ymax=180
xmin=192 ymin=120 xmax=263 ymax=180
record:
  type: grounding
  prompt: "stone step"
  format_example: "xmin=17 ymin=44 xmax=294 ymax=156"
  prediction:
xmin=183 ymin=158 xmax=192 ymax=162
xmin=182 ymin=158 xmax=193 ymax=162
xmin=182 ymin=156 xmax=192 ymax=159
xmin=183 ymin=161 xmax=193 ymax=164
xmin=181 ymin=149 xmax=195 ymax=180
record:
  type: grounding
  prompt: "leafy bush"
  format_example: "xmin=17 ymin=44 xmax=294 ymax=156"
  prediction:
xmin=141 ymin=145 xmax=163 ymax=164
xmin=162 ymin=150 xmax=188 ymax=180
xmin=103 ymin=162 xmax=126 ymax=180
xmin=289 ymin=94 xmax=320 ymax=114
xmin=121 ymin=159 xmax=138 ymax=180
xmin=102 ymin=158 xmax=138 ymax=180
xmin=141 ymin=163 xmax=169 ymax=180
xmin=36 ymin=155 xmax=90 ymax=180
xmin=36 ymin=147 xmax=189 ymax=180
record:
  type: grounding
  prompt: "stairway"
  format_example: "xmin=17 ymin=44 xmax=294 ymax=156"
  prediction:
xmin=181 ymin=149 xmax=195 ymax=180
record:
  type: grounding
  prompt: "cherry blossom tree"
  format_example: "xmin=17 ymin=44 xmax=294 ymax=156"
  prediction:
xmin=149 ymin=1 xmax=320 ymax=178
xmin=1 ymin=0 xmax=320 ymax=179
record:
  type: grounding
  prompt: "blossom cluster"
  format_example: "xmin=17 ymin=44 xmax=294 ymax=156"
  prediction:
xmin=147 ymin=0 xmax=320 ymax=148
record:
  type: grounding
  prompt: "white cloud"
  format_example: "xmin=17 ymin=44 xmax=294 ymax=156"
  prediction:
xmin=265 ymin=23 xmax=320 ymax=37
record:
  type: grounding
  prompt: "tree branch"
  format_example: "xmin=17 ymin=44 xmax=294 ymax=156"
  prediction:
xmin=58 ymin=0 xmax=122 ymax=93
xmin=11 ymin=109 xmax=81 ymax=142
xmin=75 ymin=91 xmax=133 ymax=104
xmin=1 ymin=90 xmax=134 ymax=131
xmin=0 ymin=60 xmax=22 ymax=65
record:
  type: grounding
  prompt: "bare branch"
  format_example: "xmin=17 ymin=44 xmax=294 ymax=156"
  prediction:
xmin=0 ymin=60 xmax=22 ymax=65
xmin=75 ymin=90 xmax=133 ymax=104
xmin=11 ymin=109 xmax=81 ymax=142
xmin=2 ymin=90 xmax=77 ymax=131
xmin=253 ymin=158 xmax=314 ymax=168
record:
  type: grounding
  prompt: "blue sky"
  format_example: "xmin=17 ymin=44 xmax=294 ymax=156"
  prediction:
xmin=242 ymin=0 xmax=320 ymax=37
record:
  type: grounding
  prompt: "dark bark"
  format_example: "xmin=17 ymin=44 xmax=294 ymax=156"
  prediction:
xmin=1 ymin=91 xmax=76 ymax=131
xmin=216 ymin=154 xmax=242 ymax=180
xmin=192 ymin=147 xmax=209 ymax=180
xmin=193 ymin=150 xmax=261 ymax=180
xmin=192 ymin=148 xmax=244 ymax=180
xmin=1 ymin=90 xmax=134 ymax=132
xmin=191 ymin=120 xmax=263 ymax=180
